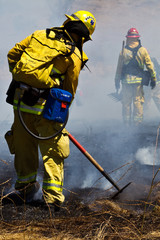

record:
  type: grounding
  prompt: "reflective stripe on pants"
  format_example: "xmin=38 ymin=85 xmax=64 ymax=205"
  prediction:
xmin=16 ymin=172 xmax=37 ymax=184
xmin=43 ymin=180 xmax=63 ymax=192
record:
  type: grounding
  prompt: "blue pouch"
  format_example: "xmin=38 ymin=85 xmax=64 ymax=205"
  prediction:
xmin=43 ymin=88 xmax=72 ymax=123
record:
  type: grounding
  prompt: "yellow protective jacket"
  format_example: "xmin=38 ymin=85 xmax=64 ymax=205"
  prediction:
xmin=115 ymin=41 xmax=156 ymax=85
xmin=8 ymin=27 xmax=88 ymax=104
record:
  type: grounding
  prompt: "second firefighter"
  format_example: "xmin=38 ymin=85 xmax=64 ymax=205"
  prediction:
xmin=115 ymin=28 xmax=156 ymax=126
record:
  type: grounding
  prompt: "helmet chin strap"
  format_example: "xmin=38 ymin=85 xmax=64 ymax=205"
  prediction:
xmin=69 ymin=33 xmax=80 ymax=43
xmin=63 ymin=21 xmax=90 ymax=42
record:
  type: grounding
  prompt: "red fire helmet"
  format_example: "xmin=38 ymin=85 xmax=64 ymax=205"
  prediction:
xmin=126 ymin=28 xmax=140 ymax=38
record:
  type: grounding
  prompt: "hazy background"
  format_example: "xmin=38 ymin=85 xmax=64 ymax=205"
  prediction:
xmin=1 ymin=0 xmax=160 ymax=196
xmin=1 ymin=0 xmax=160 ymax=123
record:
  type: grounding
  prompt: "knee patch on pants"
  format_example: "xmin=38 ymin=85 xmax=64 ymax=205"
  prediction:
xmin=40 ymin=133 xmax=70 ymax=159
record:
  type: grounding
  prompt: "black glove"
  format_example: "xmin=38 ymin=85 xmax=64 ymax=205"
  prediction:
xmin=150 ymin=80 xmax=156 ymax=89
xmin=21 ymin=87 xmax=40 ymax=106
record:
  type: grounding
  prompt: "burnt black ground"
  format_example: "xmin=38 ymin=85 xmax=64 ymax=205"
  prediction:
xmin=0 ymin=119 xmax=160 ymax=216
xmin=1 ymin=119 xmax=160 ymax=188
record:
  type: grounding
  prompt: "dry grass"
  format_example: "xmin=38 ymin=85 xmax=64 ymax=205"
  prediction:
xmin=0 ymin=185 xmax=160 ymax=240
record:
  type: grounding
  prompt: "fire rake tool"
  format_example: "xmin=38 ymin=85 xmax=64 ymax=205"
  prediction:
xmin=68 ymin=132 xmax=131 ymax=199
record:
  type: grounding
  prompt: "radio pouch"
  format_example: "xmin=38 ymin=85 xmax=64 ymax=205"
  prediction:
xmin=43 ymin=88 xmax=72 ymax=123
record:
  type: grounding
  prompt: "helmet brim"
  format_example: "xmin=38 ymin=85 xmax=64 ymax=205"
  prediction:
xmin=126 ymin=35 xmax=140 ymax=38
xmin=65 ymin=14 xmax=76 ymax=21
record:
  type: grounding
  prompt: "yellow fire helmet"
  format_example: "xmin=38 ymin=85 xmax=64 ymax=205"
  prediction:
xmin=65 ymin=10 xmax=96 ymax=39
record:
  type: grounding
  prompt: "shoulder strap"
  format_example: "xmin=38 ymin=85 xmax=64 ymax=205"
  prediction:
xmin=125 ymin=41 xmax=142 ymax=58
xmin=46 ymin=28 xmax=75 ymax=57
xmin=64 ymin=42 xmax=75 ymax=56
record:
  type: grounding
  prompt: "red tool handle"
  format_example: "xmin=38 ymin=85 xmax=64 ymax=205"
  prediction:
xmin=68 ymin=132 xmax=120 ymax=191
xmin=68 ymin=133 xmax=86 ymax=154
xmin=68 ymin=132 xmax=104 ymax=171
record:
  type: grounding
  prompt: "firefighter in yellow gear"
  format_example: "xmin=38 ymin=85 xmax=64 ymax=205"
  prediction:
xmin=6 ymin=10 xmax=96 ymax=207
xmin=115 ymin=28 xmax=156 ymax=126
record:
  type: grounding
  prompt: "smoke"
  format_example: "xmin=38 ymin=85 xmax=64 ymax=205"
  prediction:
xmin=1 ymin=0 xmax=160 ymax=122
xmin=1 ymin=0 xmax=160 ymax=200
xmin=135 ymin=147 xmax=155 ymax=165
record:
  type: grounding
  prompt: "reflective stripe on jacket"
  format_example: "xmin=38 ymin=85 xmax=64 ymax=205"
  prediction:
xmin=12 ymin=65 xmax=68 ymax=115
xmin=13 ymin=88 xmax=46 ymax=115
xmin=13 ymin=99 xmax=45 ymax=115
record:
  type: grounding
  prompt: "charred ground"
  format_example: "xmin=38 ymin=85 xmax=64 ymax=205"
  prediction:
xmin=1 ymin=120 xmax=160 ymax=239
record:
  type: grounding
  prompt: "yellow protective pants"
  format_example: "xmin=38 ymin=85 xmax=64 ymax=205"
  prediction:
xmin=122 ymin=83 xmax=144 ymax=125
xmin=12 ymin=110 xmax=70 ymax=204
